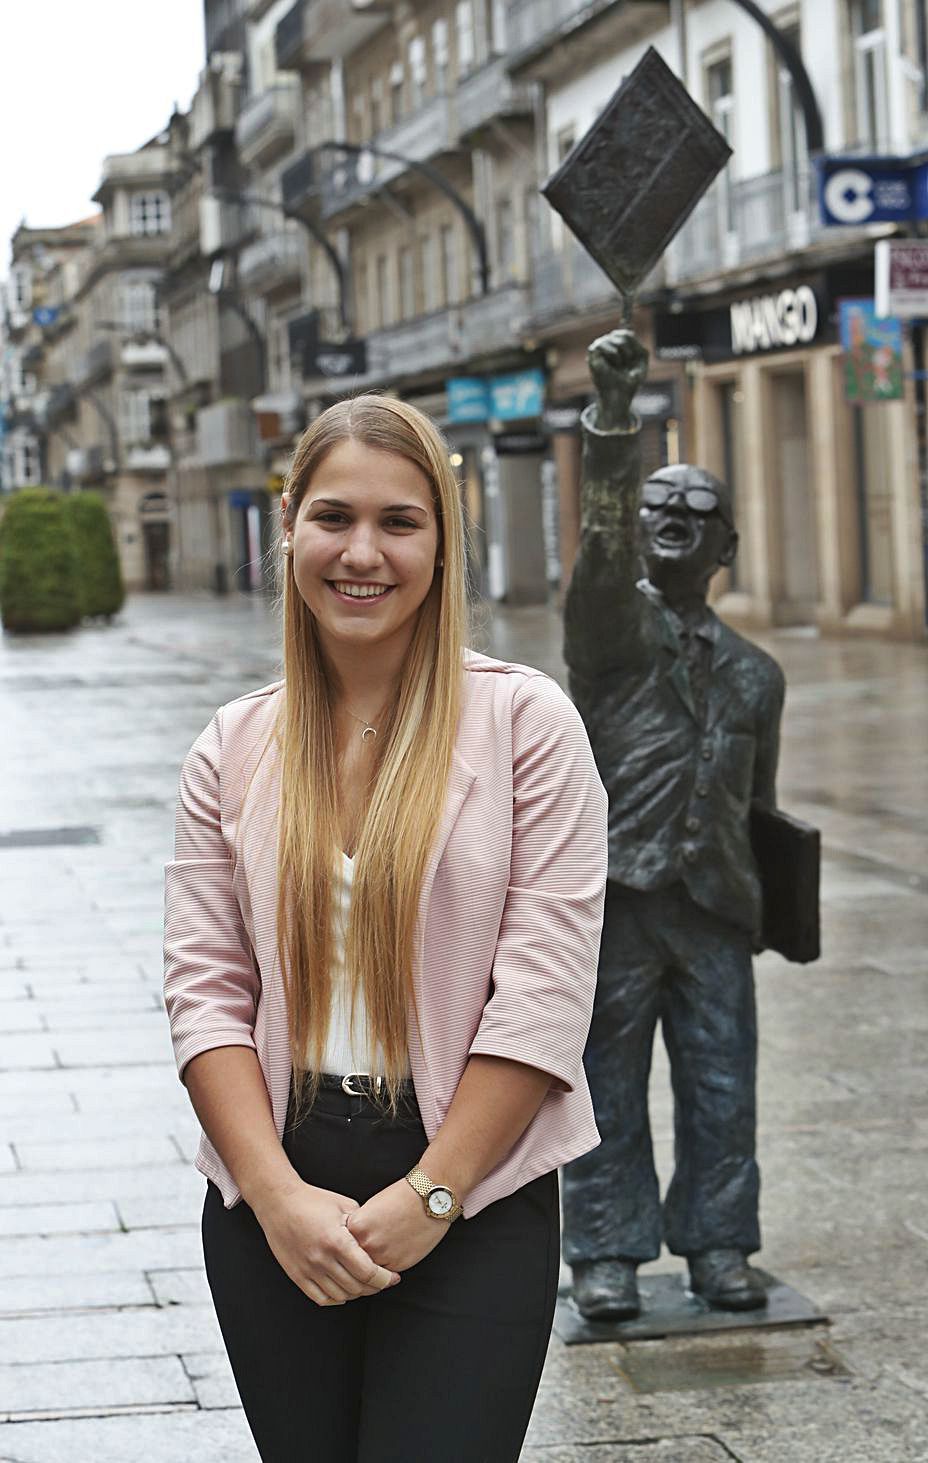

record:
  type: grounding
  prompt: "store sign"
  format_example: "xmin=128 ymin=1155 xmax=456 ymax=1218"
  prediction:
xmin=448 ymin=369 xmax=546 ymax=424
xmin=875 ymin=239 xmax=928 ymax=320
xmin=730 ymin=286 xmax=819 ymax=355
xmin=306 ymin=339 xmax=367 ymax=378
xmin=32 ymin=306 xmax=59 ymax=328
xmin=839 ymin=299 xmax=904 ymax=403
xmin=448 ymin=377 xmax=490 ymax=422
xmin=488 ymin=369 xmax=545 ymax=421
xmin=817 ymin=155 xmax=928 ymax=227
xmin=633 ymin=386 xmax=676 ymax=419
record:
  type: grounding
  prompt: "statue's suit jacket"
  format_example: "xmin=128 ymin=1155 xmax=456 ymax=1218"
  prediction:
xmin=564 ymin=407 xmax=785 ymax=937
xmin=164 ymin=651 xmax=607 ymax=1215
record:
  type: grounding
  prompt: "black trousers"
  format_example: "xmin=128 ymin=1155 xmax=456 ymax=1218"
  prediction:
xmin=202 ymin=1083 xmax=560 ymax=1463
xmin=562 ymin=881 xmax=760 ymax=1265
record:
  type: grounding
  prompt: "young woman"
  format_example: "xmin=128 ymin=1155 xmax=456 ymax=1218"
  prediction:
xmin=164 ymin=395 xmax=607 ymax=1462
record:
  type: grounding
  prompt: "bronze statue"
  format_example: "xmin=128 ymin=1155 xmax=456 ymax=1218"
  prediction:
xmin=561 ymin=328 xmax=786 ymax=1320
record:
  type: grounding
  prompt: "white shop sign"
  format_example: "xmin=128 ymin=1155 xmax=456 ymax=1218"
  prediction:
xmin=875 ymin=239 xmax=928 ymax=320
xmin=730 ymin=286 xmax=819 ymax=355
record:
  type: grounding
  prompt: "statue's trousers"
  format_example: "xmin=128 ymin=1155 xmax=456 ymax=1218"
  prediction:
xmin=562 ymin=881 xmax=761 ymax=1263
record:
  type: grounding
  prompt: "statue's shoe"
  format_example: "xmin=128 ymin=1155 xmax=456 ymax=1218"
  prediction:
xmin=571 ymin=1259 xmax=640 ymax=1320
xmin=688 ymin=1249 xmax=768 ymax=1311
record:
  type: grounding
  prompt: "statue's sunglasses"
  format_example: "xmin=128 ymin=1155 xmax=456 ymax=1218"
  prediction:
xmin=640 ymin=483 xmax=720 ymax=515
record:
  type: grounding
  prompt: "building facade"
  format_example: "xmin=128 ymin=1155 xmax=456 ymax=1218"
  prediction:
xmin=3 ymin=0 xmax=926 ymax=634
xmin=523 ymin=0 xmax=927 ymax=636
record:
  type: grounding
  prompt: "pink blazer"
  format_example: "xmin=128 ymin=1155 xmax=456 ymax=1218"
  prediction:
xmin=164 ymin=650 xmax=607 ymax=1216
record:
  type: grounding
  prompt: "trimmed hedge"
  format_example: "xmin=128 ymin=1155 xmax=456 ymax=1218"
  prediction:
xmin=63 ymin=491 xmax=125 ymax=619
xmin=0 ymin=488 xmax=81 ymax=633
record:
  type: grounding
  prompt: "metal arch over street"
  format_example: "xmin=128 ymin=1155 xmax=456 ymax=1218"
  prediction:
xmin=313 ymin=140 xmax=491 ymax=298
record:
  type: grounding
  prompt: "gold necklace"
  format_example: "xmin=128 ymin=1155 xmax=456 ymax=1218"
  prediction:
xmin=345 ymin=708 xmax=378 ymax=742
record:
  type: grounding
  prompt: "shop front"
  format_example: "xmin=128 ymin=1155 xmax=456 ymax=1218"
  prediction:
xmin=656 ymin=264 xmax=925 ymax=639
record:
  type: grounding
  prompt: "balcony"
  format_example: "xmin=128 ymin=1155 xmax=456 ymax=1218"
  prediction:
xmin=126 ymin=443 xmax=171 ymax=472
xmin=275 ymin=0 xmax=390 ymax=72
xmin=666 ymin=169 xmax=827 ymax=287
xmin=530 ymin=230 xmax=665 ymax=325
xmin=319 ymin=96 xmax=460 ymax=220
xmin=238 ymin=231 xmax=304 ymax=295
xmin=188 ymin=57 xmax=243 ymax=152
xmin=199 ymin=195 xmax=259 ymax=257
xmin=356 ymin=285 xmax=530 ymax=384
xmin=235 ymin=83 xmax=301 ymax=170
xmin=456 ymin=56 xmax=534 ymax=143
xmin=121 ymin=340 xmax=169 ymax=369
xmin=66 ymin=445 xmax=105 ymax=482
xmin=366 ymin=309 xmax=466 ymax=380
xmin=74 ymin=338 xmax=114 ymax=389
xmin=197 ymin=399 xmax=258 ymax=466
xmin=281 ymin=151 xmax=318 ymax=216
xmin=507 ymin=0 xmax=669 ymax=75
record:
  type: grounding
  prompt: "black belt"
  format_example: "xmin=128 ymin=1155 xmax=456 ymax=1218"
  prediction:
xmin=317 ymin=1072 xmax=416 ymax=1100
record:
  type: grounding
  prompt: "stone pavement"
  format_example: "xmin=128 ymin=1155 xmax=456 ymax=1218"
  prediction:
xmin=0 ymin=592 xmax=925 ymax=1463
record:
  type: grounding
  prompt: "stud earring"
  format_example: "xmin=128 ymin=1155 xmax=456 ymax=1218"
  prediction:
xmin=282 ymin=539 xmax=292 ymax=556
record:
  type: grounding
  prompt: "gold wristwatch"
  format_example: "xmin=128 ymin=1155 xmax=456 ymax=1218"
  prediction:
xmin=405 ymin=1165 xmax=463 ymax=1221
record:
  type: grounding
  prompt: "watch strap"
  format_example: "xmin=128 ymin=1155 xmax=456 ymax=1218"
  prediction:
xmin=405 ymin=1164 xmax=462 ymax=1221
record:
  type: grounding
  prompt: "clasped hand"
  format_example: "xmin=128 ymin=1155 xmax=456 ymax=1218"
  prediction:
xmin=255 ymin=1177 xmax=448 ymax=1308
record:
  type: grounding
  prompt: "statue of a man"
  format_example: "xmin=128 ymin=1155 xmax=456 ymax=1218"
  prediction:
xmin=562 ymin=328 xmax=785 ymax=1320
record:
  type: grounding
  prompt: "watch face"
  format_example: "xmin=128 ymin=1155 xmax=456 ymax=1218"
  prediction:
xmin=427 ymin=1187 xmax=454 ymax=1217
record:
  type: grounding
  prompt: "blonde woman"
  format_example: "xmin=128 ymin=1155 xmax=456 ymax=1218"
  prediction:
xmin=164 ymin=395 xmax=607 ymax=1462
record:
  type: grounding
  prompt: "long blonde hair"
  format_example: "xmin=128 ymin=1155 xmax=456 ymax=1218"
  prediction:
xmin=277 ymin=395 xmax=468 ymax=1110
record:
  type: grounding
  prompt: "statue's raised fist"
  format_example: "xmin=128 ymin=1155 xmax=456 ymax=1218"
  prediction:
xmin=588 ymin=329 xmax=650 ymax=433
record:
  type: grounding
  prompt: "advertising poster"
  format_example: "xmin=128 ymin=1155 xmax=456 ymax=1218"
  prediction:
xmin=838 ymin=299 xmax=904 ymax=403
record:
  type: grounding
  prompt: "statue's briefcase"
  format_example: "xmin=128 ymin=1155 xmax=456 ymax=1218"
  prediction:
xmin=750 ymin=804 xmax=821 ymax=964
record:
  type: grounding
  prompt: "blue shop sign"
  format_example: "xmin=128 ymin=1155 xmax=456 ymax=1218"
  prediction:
xmin=32 ymin=306 xmax=60 ymax=328
xmin=489 ymin=369 xmax=545 ymax=421
xmin=228 ymin=490 xmax=252 ymax=509
xmin=448 ymin=377 xmax=491 ymax=422
xmin=817 ymin=154 xmax=928 ymax=226
xmin=448 ymin=369 xmax=546 ymax=423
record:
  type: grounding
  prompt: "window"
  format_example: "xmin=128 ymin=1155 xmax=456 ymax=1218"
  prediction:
xmin=433 ymin=19 xmax=450 ymax=94
xmin=376 ymin=254 xmax=391 ymax=328
xmin=421 ymin=234 xmax=440 ymax=312
xmin=121 ymin=276 xmax=160 ymax=334
xmin=555 ymin=126 xmax=575 ymax=165
xmin=10 ymin=265 xmax=32 ymax=313
xmin=371 ymin=77 xmax=384 ymax=134
xmin=399 ymin=245 xmax=416 ymax=318
xmin=496 ymin=197 xmax=514 ymax=282
xmin=19 ymin=436 xmax=41 ymax=486
xmin=121 ymin=390 xmax=153 ymax=444
xmin=849 ymin=0 xmax=888 ymax=148
xmin=439 ymin=223 xmax=458 ymax=305
xmin=456 ymin=1 xmax=475 ymax=77
xmin=772 ymin=22 xmax=808 ymax=216
xmin=408 ymin=36 xmax=427 ymax=109
xmin=706 ymin=57 xmax=735 ymax=235
xmin=490 ymin=0 xmax=507 ymax=54
xmin=354 ymin=260 xmax=369 ymax=334
xmin=129 ymin=192 xmax=171 ymax=236
xmin=389 ymin=62 xmax=404 ymax=125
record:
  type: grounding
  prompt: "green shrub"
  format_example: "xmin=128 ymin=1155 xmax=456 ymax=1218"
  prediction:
xmin=63 ymin=491 xmax=125 ymax=619
xmin=0 ymin=488 xmax=81 ymax=633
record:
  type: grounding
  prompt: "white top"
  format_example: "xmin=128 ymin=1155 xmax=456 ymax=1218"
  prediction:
xmin=315 ymin=853 xmax=412 ymax=1078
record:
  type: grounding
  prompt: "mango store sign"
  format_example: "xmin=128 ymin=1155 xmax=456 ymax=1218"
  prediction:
xmin=730 ymin=286 xmax=819 ymax=355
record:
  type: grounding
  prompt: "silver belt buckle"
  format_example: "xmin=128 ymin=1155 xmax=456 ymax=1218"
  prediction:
xmin=341 ymin=1073 xmax=382 ymax=1097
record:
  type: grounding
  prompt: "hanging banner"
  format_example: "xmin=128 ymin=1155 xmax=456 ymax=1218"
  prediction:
xmin=875 ymin=239 xmax=928 ymax=320
xmin=839 ymin=299 xmax=904 ymax=403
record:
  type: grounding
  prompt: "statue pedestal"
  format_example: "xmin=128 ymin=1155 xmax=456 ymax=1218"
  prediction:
xmin=554 ymin=1269 xmax=825 ymax=1345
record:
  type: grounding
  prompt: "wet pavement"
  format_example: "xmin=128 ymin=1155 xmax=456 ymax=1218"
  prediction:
xmin=0 ymin=592 xmax=925 ymax=1461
